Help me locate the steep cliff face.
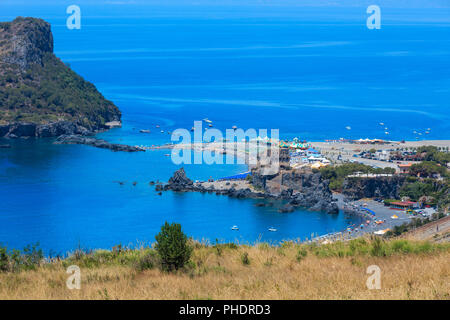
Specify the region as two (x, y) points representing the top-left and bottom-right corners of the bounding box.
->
(251, 168), (339, 214)
(342, 176), (406, 200)
(0, 17), (121, 137)
(0, 17), (53, 69)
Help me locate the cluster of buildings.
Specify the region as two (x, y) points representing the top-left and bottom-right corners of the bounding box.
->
(276, 139), (331, 170)
(385, 200), (436, 217)
(356, 149), (392, 162)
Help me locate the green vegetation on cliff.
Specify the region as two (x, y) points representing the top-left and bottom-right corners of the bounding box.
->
(0, 17), (120, 129)
(320, 163), (395, 191)
(399, 147), (450, 206)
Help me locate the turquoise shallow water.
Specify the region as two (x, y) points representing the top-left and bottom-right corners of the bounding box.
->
(0, 4), (449, 253)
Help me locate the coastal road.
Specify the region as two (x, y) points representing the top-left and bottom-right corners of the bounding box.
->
(311, 140), (450, 170)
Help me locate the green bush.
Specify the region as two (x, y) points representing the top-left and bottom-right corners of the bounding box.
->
(241, 252), (250, 265)
(0, 246), (8, 272)
(348, 238), (370, 256)
(155, 222), (192, 272)
(390, 240), (413, 254)
(370, 237), (387, 257)
(21, 243), (43, 270)
(135, 251), (158, 271)
(296, 248), (308, 262)
(0, 243), (43, 272)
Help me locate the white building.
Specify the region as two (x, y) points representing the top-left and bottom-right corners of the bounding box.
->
(375, 150), (390, 161)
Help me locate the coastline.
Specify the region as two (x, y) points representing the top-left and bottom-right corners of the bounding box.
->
(314, 195), (415, 243)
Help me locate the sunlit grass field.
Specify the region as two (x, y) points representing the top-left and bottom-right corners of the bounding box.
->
(0, 238), (449, 300)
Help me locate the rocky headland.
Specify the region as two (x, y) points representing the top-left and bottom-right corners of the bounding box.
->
(159, 167), (339, 214)
(0, 17), (121, 138)
(54, 135), (144, 152)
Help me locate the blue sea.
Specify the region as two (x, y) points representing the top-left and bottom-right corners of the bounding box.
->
(0, 4), (449, 254)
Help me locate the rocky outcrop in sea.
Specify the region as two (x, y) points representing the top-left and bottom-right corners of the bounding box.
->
(163, 168), (194, 191)
(160, 168), (339, 214)
(54, 134), (144, 152)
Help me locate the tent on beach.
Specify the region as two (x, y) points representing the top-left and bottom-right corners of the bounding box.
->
(219, 172), (251, 181)
(361, 207), (376, 216)
(374, 229), (390, 235)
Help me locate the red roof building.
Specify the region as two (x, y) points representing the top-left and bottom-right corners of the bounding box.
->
(398, 163), (412, 174)
(389, 201), (418, 210)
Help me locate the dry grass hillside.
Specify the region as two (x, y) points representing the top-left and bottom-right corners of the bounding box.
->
(0, 238), (449, 300)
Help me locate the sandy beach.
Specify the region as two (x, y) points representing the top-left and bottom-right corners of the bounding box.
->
(334, 194), (414, 237)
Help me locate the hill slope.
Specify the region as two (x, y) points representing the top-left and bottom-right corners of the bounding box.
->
(0, 17), (121, 137)
(0, 239), (449, 299)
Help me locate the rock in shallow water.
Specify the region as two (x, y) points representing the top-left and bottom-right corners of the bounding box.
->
(278, 204), (295, 213)
(54, 135), (144, 152)
(163, 168), (194, 191)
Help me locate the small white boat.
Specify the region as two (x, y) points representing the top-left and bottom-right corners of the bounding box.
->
(345, 126), (351, 130)
(140, 129), (150, 133)
(231, 225), (239, 230)
(160, 130), (164, 133)
(268, 227), (277, 232)
(379, 122), (384, 126)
